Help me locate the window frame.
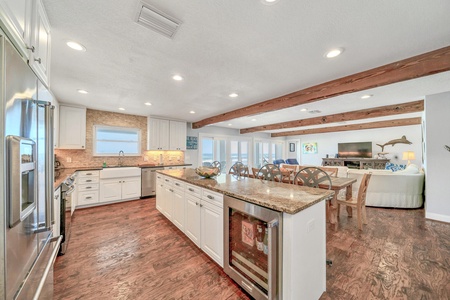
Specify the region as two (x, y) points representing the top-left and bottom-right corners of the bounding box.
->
(93, 125), (142, 156)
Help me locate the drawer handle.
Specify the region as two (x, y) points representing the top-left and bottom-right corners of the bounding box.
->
(165, 179), (169, 182)
(175, 183), (180, 186)
(86, 173), (92, 175)
(86, 197), (92, 199)
(86, 186), (92, 189)
(188, 188), (194, 192)
(170, 189), (174, 192)
(199, 204), (203, 207)
(86, 180), (92, 182)
(195, 202), (199, 206)
(207, 195), (214, 200)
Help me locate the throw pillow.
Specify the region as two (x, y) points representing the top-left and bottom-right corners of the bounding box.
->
(385, 163), (406, 172)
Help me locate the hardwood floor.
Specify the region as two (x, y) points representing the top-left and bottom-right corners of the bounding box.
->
(54, 198), (450, 300)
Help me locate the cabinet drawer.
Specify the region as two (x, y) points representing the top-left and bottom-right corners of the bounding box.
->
(77, 183), (99, 192)
(78, 170), (100, 177)
(185, 183), (201, 198)
(162, 176), (173, 185)
(202, 189), (223, 208)
(78, 190), (99, 206)
(77, 177), (99, 184)
(173, 179), (185, 191)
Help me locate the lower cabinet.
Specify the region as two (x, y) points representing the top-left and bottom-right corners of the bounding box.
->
(75, 170), (100, 207)
(200, 199), (223, 266)
(185, 194), (201, 246)
(99, 176), (141, 203)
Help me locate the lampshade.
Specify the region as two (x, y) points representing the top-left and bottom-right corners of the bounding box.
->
(402, 151), (415, 160)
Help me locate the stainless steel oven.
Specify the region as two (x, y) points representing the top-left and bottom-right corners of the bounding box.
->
(224, 195), (283, 300)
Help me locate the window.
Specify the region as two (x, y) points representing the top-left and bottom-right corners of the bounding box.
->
(230, 140), (249, 166)
(200, 136), (226, 168)
(254, 139), (285, 167)
(93, 125), (141, 156)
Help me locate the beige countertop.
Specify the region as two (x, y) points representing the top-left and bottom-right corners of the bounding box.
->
(158, 168), (334, 214)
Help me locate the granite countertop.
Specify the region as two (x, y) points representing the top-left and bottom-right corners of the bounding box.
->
(158, 168), (334, 214)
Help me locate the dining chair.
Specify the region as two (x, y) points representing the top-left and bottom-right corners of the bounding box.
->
(293, 166), (333, 266)
(320, 166), (339, 178)
(252, 167), (261, 179)
(337, 173), (372, 230)
(257, 164), (282, 182)
(280, 164), (298, 183)
(273, 159), (285, 166)
(211, 161), (222, 173)
(229, 162), (249, 177)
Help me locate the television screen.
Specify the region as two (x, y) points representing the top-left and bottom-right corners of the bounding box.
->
(338, 142), (372, 158)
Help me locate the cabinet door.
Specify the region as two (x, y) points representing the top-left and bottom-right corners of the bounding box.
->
(155, 176), (164, 212)
(59, 105), (86, 149)
(99, 179), (121, 202)
(159, 119), (170, 150)
(169, 120), (186, 150)
(0, 0), (33, 57)
(29, 0), (51, 85)
(171, 189), (185, 232)
(185, 194), (201, 247)
(121, 177), (141, 200)
(147, 117), (160, 150)
(162, 185), (173, 220)
(201, 201), (224, 267)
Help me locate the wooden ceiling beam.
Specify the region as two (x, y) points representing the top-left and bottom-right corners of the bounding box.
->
(240, 100), (423, 134)
(192, 45), (450, 129)
(270, 117), (422, 137)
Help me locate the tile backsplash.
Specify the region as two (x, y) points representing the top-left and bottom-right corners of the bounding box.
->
(55, 108), (185, 168)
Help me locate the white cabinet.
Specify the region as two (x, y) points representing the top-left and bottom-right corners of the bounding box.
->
(156, 174), (164, 212)
(147, 117), (187, 150)
(76, 170), (100, 207)
(200, 189), (223, 266)
(59, 105), (86, 149)
(0, 0), (51, 85)
(147, 117), (170, 150)
(171, 181), (185, 232)
(99, 176), (141, 203)
(185, 193), (201, 246)
(0, 0), (33, 58)
(169, 120), (187, 150)
(29, 0), (51, 85)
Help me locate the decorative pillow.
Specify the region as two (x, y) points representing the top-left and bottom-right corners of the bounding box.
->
(396, 164), (420, 174)
(385, 163), (406, 172)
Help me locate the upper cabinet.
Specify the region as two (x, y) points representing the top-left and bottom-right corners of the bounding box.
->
(0, 0), (51, 86)
(147, 117), (187, 151)
(59, 105), (86, 149)
(169, 120), (187, 151)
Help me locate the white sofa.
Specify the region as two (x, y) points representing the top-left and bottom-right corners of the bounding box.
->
(347, 164), (424, 208)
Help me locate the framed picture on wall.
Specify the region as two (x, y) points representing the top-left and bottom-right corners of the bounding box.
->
(289, 143), (295, 152)
(302, 142), (318, 154)
(186, 136), (198, 149)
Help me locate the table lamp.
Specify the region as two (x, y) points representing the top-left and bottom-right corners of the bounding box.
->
(402, 151), (415, 165)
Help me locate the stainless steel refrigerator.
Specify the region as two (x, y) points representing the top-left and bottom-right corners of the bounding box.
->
(0, 30), (61, 299)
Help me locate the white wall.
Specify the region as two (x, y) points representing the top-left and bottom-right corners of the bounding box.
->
(290, 125), (422, 167)
(424, 91), (450, 223)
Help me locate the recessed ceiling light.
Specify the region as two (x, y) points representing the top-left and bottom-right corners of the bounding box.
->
(172, 75), (183, 81)
(300, 108), (308, 112)
(118, 107), (125, 111)
(261, 0), (280, 5)
(228, 123), (232, 126)
(361, 94), (373, 99)
(189, 111), (195, 114)
(77, 89), (88, 94)
(325, 48), (344, 58)
(67, 41), (86, 52)
(229, 93), (238, 98)
(144, 102), (152, 106)
(251, 119), (256, 121)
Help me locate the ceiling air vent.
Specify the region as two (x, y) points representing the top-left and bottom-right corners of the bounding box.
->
(135, 2), (181, 39)
(308, 110), (322, 114)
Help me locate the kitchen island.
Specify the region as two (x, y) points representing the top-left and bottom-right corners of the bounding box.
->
(157, 168), (334, 300)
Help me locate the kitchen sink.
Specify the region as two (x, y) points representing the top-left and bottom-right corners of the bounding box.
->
(100, 167), (141, 179)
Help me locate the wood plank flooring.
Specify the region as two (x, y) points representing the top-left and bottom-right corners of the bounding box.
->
(54, 198), (450, 300)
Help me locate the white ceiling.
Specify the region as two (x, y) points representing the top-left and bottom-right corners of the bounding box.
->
(42, 0), (450, 133)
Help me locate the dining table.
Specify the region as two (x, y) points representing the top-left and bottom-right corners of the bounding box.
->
(318, 177), (357, 230)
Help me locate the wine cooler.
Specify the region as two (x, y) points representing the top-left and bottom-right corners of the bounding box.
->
(224, 195), (283, 300)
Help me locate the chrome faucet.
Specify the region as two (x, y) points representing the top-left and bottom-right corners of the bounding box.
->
(118, 150), (124, 166)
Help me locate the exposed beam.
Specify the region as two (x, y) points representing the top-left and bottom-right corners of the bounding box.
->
(192, 45), (450, 129)
(270, 117), (422, 137)
(240, 100), (423, 134)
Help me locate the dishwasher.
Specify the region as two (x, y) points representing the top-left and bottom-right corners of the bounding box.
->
(141, 167), (164, 197)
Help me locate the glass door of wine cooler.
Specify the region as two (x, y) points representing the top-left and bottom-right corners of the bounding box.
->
(224, 195), (282, 300)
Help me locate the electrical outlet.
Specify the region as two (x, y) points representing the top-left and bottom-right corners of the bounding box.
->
(66, 157), (72, 163)
(143, 156), (148, 161)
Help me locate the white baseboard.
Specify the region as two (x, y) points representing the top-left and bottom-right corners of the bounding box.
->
(425, 211), (450, 223)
